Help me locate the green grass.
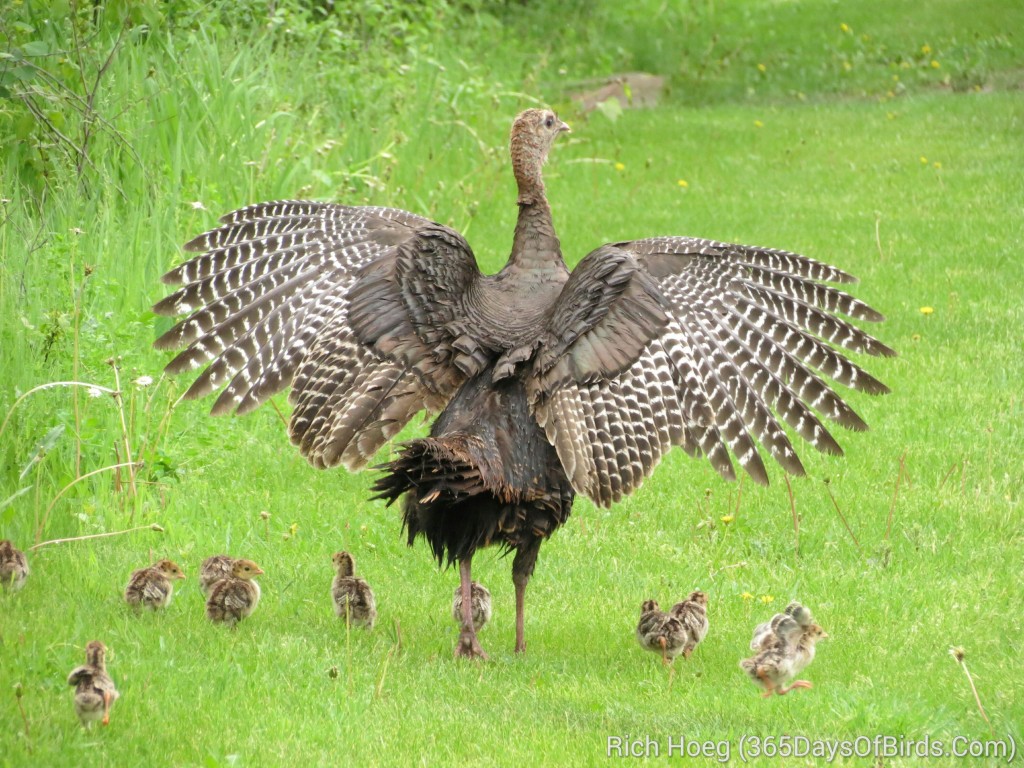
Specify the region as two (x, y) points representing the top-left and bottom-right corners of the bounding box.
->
(2, 0), (1023, 765)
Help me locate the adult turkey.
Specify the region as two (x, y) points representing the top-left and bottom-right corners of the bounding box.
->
(153, 109), (894, 658)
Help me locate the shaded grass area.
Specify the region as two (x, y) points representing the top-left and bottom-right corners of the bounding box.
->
(1, 0), (1023, 765)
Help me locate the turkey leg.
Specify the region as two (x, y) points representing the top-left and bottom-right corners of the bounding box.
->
(454, 558), (488, 660)
(512, 539), (541, 654)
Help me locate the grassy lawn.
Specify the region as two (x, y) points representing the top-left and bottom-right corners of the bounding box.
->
(1, 1), (1022, 765)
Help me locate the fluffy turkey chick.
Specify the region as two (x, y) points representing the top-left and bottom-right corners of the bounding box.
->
(124, 559), (186, 610)
(741, 613), (828, 697)
(67, 641), (119, 726)
(452, 580), (492, 632)
(636, 599), (688, 665)
(0, 539), (29, 591)
(669, 589), (709, 659)
(205, 559), (264, 626)
(199, 554), (235, 596)
(749, 600), (815, 651)
(331, 551), (376, 628)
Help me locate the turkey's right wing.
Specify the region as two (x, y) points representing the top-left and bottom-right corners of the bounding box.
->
(531, 237), (894, 507)
(154, 202), (482, 470)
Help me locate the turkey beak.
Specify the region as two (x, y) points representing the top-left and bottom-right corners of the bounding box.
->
(558, 120), (571, 134)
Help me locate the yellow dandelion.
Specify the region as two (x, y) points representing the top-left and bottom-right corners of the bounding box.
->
(920, 156), (928, 164)
(921, 44), (932, 55)
(887, 112), (896, 120)
(757, 63), (767, 73)
(753, 120), (764, 128)
(720, 514), (735, 525)
(933, 161), (942, 169)
(760, 595), (775, 605)
(840, 23), (850, 33)
(842, 61), (853, 72)
(931, 60), (941, 69)
(614, 162), (625, 172)
(677, 179), (688, 188)
(741, 592), (754, 601)
(893, 74), (900, 82)
(920, 306), (934, 315)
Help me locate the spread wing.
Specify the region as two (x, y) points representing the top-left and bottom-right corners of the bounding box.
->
(154, 201), (483, 470)
(531, 237), (895, 507)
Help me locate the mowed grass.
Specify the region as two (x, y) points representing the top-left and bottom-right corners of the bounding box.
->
(2, 2), (1023, 766)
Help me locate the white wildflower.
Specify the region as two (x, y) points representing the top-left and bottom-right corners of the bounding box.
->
(134, 375), (154, 388)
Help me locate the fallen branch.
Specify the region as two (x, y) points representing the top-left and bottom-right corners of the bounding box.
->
(0, 381), (117, 443)
(35, 461), (143, 543)
(885, 451), (907, 541)
(785, 476), (798, 557)
(949, 647), (994, 736)
(823, 479), (861, 551)
(29, 522), (163, 551)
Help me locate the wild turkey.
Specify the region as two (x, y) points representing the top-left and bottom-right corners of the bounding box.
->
(153, 108), (893, 659)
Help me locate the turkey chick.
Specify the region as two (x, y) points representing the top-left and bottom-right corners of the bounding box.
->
(0, 539), (29, 591)
(452, 580), (492, 632)
(331, 551), (376, 628)
(199, 554), (235, 596)
(636, 599), (687, 665)
(206, 559), (264, 627)
(749, 600), (815, 651)
(124, 558), (186, 610)
(67, 641), (119, 726)
(669, 589), (709, 659)
(741, 613), (828, 696)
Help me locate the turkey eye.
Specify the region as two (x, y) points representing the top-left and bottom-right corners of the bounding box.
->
(544, 116), (554, 128)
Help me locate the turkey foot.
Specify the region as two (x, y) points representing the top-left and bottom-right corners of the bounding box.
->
(777, 680), (813, 695)
(455, 630), (489, 660)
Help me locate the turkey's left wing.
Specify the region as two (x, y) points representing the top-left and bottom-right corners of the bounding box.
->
(531, 237), (894, 507)
(154, 201), (480, 470)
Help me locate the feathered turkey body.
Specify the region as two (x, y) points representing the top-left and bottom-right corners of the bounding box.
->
(153, 108), (893, 659)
